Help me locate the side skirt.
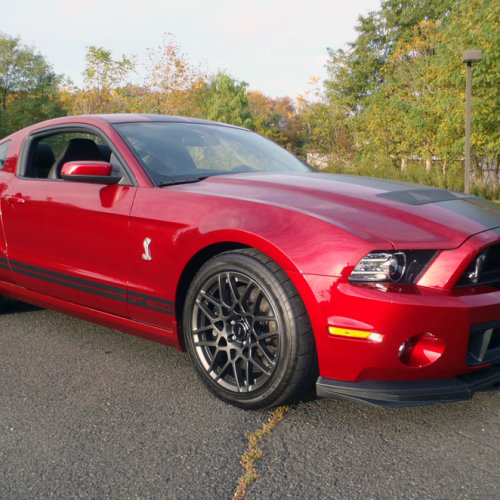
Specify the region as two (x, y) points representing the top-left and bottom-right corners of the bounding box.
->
(0, 280), (181, 349)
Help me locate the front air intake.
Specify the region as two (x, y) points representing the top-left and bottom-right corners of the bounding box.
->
(467, 320), (500, 366)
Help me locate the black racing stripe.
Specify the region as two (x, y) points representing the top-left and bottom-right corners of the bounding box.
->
(7, 258), (173, 315)
(442, 198), (500, 228)
(128, 291), (174, 315)
(10, 260), (126, 296)
(13, 266), (127, 302)
(0, 255), (10, 271)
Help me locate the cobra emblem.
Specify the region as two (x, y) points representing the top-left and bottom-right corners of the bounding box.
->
(142, 238), (152, 261)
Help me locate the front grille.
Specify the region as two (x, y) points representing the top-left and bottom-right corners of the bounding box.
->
(456, 242), (500, 288)
(468, 320), (500, 366)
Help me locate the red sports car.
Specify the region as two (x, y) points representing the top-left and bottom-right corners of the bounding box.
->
(0, 114), (499, 408)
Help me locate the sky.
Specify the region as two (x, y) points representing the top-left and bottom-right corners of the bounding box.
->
(1, 0), (381, 98)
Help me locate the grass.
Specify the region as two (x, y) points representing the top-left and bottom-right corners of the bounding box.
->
(324, 160), (500, 201)
(232, 406), (291, 500)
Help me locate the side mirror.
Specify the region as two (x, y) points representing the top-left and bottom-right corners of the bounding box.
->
(60, 161), (122, 185)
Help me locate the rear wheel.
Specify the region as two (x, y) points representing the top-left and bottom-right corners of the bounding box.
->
(183, 249), (316, 409)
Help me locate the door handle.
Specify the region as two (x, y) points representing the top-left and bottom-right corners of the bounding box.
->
(6, 195), (26, 206)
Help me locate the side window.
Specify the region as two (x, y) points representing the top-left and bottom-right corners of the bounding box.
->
(0, 141), (11, 169)
(22, 131), (131, 185)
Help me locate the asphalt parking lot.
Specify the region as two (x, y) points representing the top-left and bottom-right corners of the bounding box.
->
(1, 302), (499, 499)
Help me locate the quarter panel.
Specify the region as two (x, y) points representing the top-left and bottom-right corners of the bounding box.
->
(126, 187), (383, 331)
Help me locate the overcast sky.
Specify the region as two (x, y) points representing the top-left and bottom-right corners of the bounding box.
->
(2, 0), (380, 98)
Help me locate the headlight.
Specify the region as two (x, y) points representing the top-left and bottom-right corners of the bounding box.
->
(350, 250), (437, 284)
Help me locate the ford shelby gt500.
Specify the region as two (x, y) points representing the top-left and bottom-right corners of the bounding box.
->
(0, 114), (499, 408)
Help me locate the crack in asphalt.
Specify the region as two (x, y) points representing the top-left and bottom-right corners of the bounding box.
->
(232, 406), (292, 500)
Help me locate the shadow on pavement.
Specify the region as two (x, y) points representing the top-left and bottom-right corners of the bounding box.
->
(0, 297), (41, 314)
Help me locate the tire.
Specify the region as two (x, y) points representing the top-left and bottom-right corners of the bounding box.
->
(183, 249), (316, 409)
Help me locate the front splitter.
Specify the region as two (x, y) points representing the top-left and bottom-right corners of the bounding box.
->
(316, 364), (500, 407)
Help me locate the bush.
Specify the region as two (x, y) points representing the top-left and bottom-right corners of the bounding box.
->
(325, 160), (500, 201)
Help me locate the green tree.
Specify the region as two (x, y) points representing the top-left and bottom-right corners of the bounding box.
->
(325, 13), (386, 116)
(324, 0), (453, 116)
(380, 0), (453, 48)
(300, 98), (355, 167)
(70, 46), (135, 114)
(359, 20), (443, 169)
(0, 33), (62, 136)
(202, 73), (254, 128)
(433, 0), (500, 173)
(248, 91), (306, 151)
(317, 0), (499, 195)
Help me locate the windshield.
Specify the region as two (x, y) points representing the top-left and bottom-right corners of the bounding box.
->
(113, 121), (312, 185)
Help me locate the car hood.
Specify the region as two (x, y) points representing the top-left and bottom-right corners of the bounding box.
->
(178, 172), (500, 249)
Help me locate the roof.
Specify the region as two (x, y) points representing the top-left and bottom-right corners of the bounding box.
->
(87, 114), (222, 125)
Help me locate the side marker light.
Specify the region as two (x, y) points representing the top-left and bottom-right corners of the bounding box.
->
(328, 326), (383, 342)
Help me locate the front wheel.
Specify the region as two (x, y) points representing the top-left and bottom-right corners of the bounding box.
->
(183, 249), (316, 409)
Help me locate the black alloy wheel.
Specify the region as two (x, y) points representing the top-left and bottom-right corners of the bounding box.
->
(184, 249), (316, 409)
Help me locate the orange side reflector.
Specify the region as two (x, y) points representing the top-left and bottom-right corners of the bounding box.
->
(328, 326), (373, 339)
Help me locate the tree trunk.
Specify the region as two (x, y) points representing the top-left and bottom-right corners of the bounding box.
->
(425, 157), (432, 172)
(401, 157), (407, 171)
(494, 155), (499, 194)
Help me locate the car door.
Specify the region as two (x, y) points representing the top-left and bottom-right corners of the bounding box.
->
(0, 140), (14, 285)
(1, 127), (136, 317)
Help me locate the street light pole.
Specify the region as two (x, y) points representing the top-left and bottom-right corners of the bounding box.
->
(462, 50), (483, 194)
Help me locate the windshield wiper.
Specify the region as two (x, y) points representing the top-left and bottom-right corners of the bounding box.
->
(158, 175), (209, 187)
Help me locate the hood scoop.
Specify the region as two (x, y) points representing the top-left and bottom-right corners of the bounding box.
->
(377, 189), (473, 206)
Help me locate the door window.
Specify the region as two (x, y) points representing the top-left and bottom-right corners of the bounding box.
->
(20, 131), (132, 184)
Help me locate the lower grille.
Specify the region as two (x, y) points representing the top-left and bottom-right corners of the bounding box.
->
(468, 320), (500, 366)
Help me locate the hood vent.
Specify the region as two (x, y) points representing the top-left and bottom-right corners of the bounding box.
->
(377, 189), (472, 206)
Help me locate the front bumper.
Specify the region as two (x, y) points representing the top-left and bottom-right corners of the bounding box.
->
(300, 272), (500, 383)
(316, 363), (500, 407)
